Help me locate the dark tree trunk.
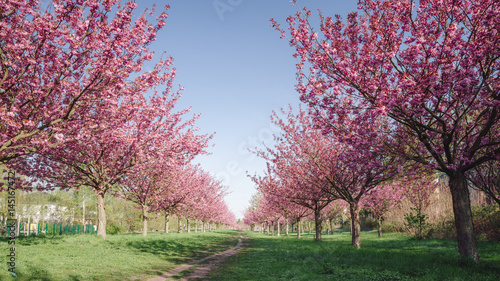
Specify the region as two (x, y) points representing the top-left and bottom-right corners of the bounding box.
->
(449, 172), (479, 261)
(329, 218), (334, 234)
(350, 202), (361, 248)
(187, 218), (190, 233)
(314, 208), (322, 241)
(297, 218), (301, 239)
(96, 192), (106, 240)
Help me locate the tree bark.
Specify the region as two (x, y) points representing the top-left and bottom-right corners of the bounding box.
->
(96, 192), (106, 240)
(277, 219), (280, 236)
(329, 218), (334, 234)
(350, 202), (361, 248)
(297, 217), (301, 239)
(314, 208), (322, 241)
(164, 212), (169, 234)
(177, 216), (182, 233)
(142, 205), (148, 237)
(449, 172), (479, 262)
(377, 217), (382, 238)
(195, 220), (198, 233)
(187, 218), (190, 233)
(285, 216), (289, 236)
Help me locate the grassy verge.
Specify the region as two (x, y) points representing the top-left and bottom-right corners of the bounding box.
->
(208, 230), (500, 281)
(0, 230), (240, 281)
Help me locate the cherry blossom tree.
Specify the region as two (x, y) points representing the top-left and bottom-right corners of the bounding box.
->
(398, 173), (439, 239)
(119, 158), (178, 237)
(273, 0), (500, 261)
(253, 107), (345, 241)
(259, 107), (399, 246)
(362, 182), (405, 237)
(16, 87), (210, 239)
(402, 173), (439, 214)
(0, 0), (169, 163)
(322, 199), (349, 234)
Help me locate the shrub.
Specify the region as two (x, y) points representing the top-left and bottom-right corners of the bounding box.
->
(361, 218), (376, 231)
(382, 222), (405, 233)
(106, 222), (126, 235)
(472, 205), (500, 242)
(404, 207), (428, 240)
(425, 218), (456, 240)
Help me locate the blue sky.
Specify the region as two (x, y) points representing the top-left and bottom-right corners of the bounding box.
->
(140, 0), (359, 219)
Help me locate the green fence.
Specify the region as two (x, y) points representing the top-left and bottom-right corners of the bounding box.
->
(4, 222), (97, 236)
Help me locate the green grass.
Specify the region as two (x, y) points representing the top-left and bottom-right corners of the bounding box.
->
(207, 230), (500, 281)
(0, 230), (240, 281)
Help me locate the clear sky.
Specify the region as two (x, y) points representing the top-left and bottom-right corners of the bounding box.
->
(140, 0), (359, 219)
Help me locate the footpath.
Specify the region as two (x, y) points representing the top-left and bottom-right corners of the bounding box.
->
(146, 235), (244, 281)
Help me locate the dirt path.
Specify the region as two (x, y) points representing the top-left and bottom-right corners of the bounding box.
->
(146, 236), (244, 281)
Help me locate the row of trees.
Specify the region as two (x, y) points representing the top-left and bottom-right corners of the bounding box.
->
(0, 0), (236, 239)
(244, 107), (439, 243)
(247, 0), (499, 262)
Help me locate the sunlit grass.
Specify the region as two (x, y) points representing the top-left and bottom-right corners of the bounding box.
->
(208, 230), (500, 281)
(0, 230), (240, 281)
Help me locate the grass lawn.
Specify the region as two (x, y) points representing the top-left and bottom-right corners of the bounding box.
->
(207, 230), (500, 281)
(0, 230), (240, 281)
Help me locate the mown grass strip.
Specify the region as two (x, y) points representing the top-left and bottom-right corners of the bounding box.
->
(208, 230), (500, 281)
(0, 230), (240, 281)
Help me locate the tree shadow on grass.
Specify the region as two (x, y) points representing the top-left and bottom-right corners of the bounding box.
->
(125, 237), (237, 264)
(0, 234), (65, 246)
(8, 264), (54, 281)
(239, 232), (500, 281)
(316, 239), (500, 280)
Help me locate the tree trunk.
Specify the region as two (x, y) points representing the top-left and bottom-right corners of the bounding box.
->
(449, 172), (479, 262)
(329, 218), (334, 234)
(266, 222), (270, 235)
(277, 219), (280, 236)
(187, 218), (191, 233)
(285, 216), (289, 236)
(377, 217), (382, 238)
(297, 217), (301, 239)
(314, 208), (322, 241)
(195, 220), (198, 233)
(307, 221), (311, 234)
(177, 216), (182, 233)
(142, 205), (148, 237)
(164, 212), (169, 234)
(96, 192), (106, 240)
(350, 202), (361, 248)
(82, 201), (86, 229)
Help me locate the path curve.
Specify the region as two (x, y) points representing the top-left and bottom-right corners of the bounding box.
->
(147, 237), (243, 281)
